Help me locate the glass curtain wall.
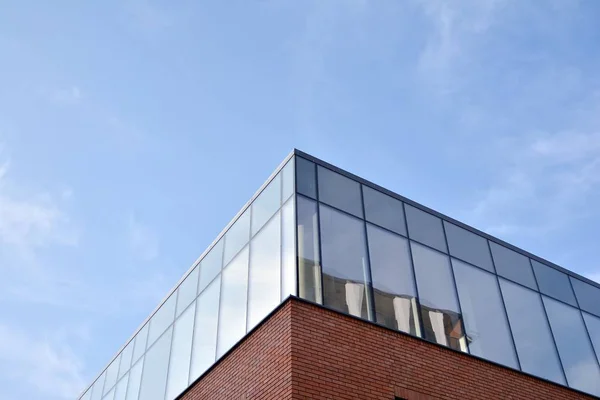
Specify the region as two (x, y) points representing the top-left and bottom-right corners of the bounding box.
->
(295, 154), (600, 397)
(79, 158), (296, 400)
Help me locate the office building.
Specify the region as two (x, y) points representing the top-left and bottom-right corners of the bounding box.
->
(78, 150), (600, 399)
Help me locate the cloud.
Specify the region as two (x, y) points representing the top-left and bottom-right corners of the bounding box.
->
(0, 323), (87, 399)
(128, 214), (159, 261)
(51, 86), (82, 106)
(468, 128), (600, 237)
(124, 0), (173, 32)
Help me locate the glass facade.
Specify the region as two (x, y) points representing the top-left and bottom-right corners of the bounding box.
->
(79, 157), (295, 400)
(79, 151), (600, 399)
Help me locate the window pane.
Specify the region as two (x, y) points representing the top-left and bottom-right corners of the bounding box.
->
(543, 297), (600, 395)
(118, 340), (134, 379)
(103, 355), (121, 394)
(281, 198), (296, 300)
(297, 196), (322, 304)
(132, 324), (148, 364)
(363, 186), (406, 236)
(452, 259), (518, 368)
(499, 279), (565, 384)
(103, 388), (115, 400)
(125, 358), (143, 400)
(411, 242), (465, 351)
(190, 276), (221, 382)
(148, 294), (177, 347)
(223, 209), (250, 266)
(248, 212), (281, 331)
(251, 175), (281, 236)
(91, 372), (106, 400)
(198, 239), (223, 293)
(532, 261), (576, 306)
(139, 327), (173, 400)
(114, 374), (128, 400)
(444, 222), (494, 273)
(281, 158), (294, 202)
(571, 277), (600, 317)
(489, 242), (536, 289)
(176, 266), (199, 317)
(367, 224), (418, 335)
(295, 156), (316, 199)
(405, 205), (447, 253)
(320, 204), (372, 320)
(317, 166), (363, 218)
(81, 389), (92, 400)
(583, 312), (600, 363)
(166, 303), (195, 400)
(216, 247), (249, 358)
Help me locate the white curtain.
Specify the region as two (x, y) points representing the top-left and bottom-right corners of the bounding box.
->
(345, 282), (364, 317)
(393, 297), (411, 333)
(429, 311), (447, 346)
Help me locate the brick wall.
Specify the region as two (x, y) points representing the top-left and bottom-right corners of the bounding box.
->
(180, 298), (595, 400)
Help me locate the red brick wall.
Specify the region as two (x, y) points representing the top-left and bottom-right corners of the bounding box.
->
(181, 298), (595, 400)
(180, 301), (293, 400)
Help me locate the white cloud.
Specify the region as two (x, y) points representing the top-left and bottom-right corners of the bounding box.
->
(51, 86), (82, 106)
(128, 214), (159, 261)
(124, 0), (173, 32)
(469, 128), (600, 237)
(0, 323), (86, 399)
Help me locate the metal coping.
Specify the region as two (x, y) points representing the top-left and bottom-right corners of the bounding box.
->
(294, 148), (600, 291)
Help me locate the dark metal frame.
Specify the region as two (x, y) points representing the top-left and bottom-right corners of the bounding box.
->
(293, 149), (600, 396)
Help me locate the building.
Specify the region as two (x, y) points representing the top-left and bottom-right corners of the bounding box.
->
(78, 149), (600, 400)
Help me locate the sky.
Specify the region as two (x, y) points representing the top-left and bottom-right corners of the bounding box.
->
(1, 1), (600, 398)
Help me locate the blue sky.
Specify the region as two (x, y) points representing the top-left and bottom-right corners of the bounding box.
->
(1, 1), (600, 398)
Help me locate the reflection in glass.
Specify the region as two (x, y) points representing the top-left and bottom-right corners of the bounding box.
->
(543, 297), (600, 396)
(489, 242), (536, 289)
(132, 324), (148, 364)
(411, 242), (466, 351)
(81, 389), (91, 400)
(452, 259), (518, 368)
(247, 212), (281, 331)
(444, 222), (494, 272)
(281, 158), (294, 202)
(405, 205), (447, 253)
(90, 372), (105, 400)
(297, 196), (322, 304)
(114, 374), (128, 400)
(103, 354), (120, 395)
(166, 303), (195, 400)
(147, 293), (176, 347)
(104, 388), (115, 400)
(583, 312), (600, 363)
(251, 175), (281, 236)
(176, 266), (199, 317)
(190, 276), (221, 382)
(499, 279), (565, 384)
(198, 239), (223, 293)
(296, 157), (317, 199)
(139, 327), (173, 400)
(118, 340), (134, 379)
(367, 224), (418, 335)
(320, 204), (372, 320)
(570, 278), (600, 317)
(126, 358), (143, 400)
(216, 247), (249, 358)
(317, 166), (363, 218)
(223, 209), (250, 266)
(281, 199), (296, 300)
(531, 261), (576, 306)
(362, 186), (406, 236)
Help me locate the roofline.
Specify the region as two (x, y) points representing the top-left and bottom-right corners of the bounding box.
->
(293, 148), (600, 291)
